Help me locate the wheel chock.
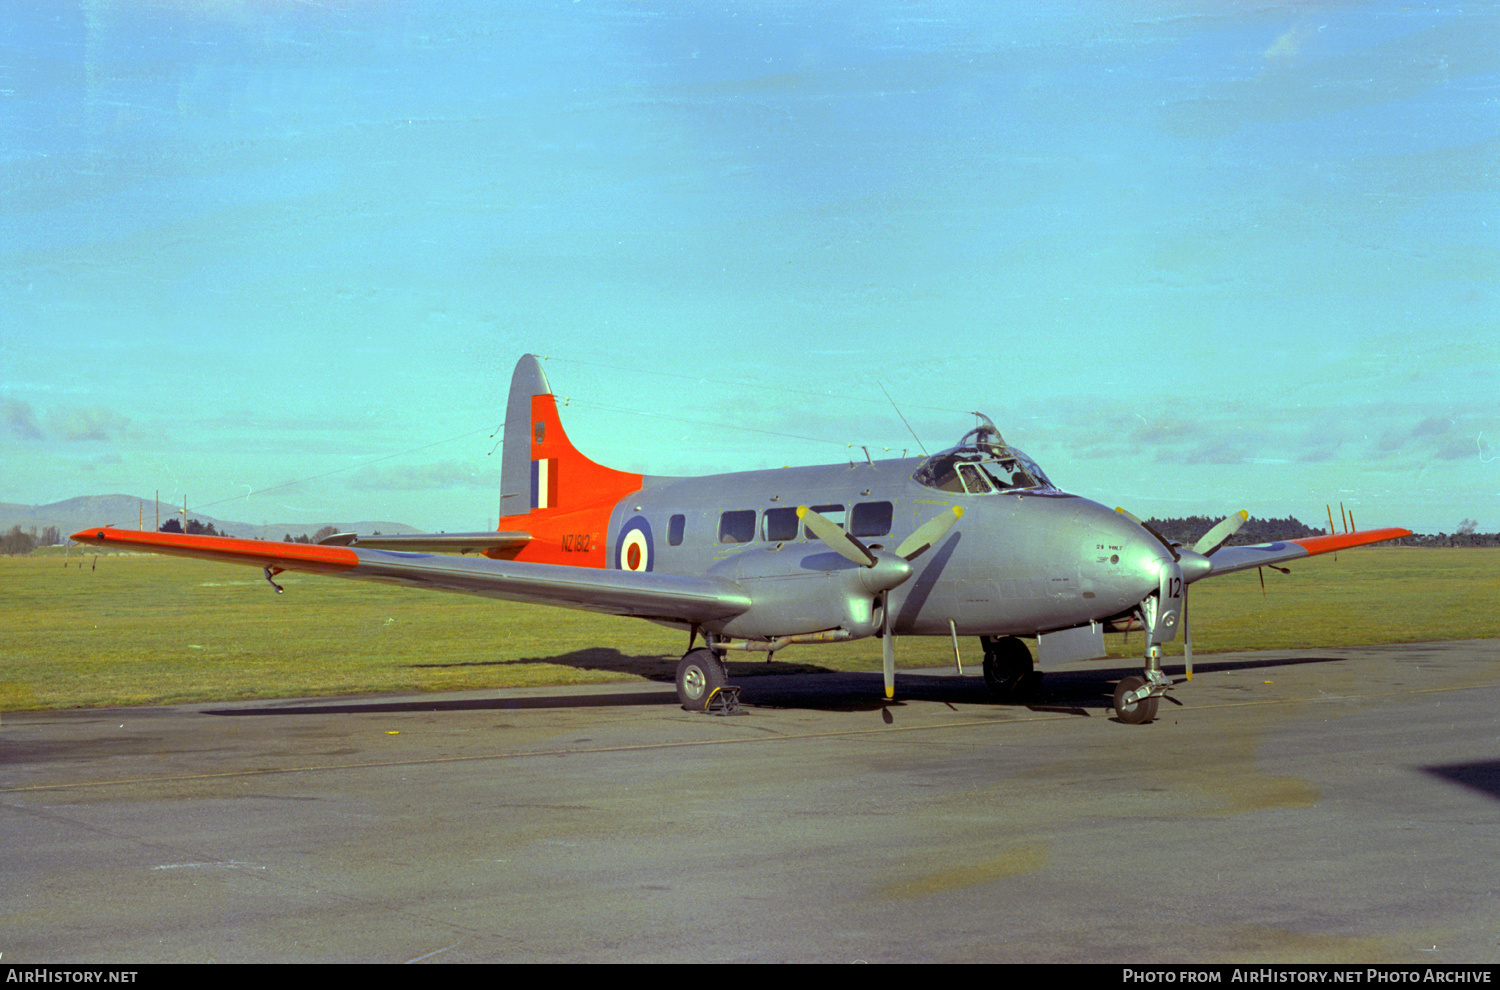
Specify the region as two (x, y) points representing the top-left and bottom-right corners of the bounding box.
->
(701, 685), (745, 715)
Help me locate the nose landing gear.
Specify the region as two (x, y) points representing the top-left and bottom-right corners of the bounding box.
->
(1112, 665), (1169, 725)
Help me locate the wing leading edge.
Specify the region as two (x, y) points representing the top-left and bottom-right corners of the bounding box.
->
(70, 527), (750, 625)
(1199, 527), (1412, 579)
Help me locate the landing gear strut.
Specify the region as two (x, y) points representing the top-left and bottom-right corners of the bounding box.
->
(980, 636), (1040, 702)
(1112, 557), (1186, 724)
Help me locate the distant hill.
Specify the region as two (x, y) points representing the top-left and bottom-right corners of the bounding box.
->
(0, 495), (420, 545)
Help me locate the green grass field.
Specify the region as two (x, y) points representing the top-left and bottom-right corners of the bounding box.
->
(3, 547), (1496, 711)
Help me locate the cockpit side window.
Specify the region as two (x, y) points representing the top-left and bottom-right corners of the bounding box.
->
(920, 458), (965, 493)
(957, 463), (993, 494)
(978, 459), (1038, 491)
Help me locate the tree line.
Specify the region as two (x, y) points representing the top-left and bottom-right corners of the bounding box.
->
(2, 526), (61, 555)
(1146, 516), (1500, 548)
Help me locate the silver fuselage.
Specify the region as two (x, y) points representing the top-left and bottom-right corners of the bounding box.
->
(608, 456), (1174, 643)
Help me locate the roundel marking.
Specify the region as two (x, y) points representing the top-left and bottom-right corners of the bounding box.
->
(616, 515), (654, 572)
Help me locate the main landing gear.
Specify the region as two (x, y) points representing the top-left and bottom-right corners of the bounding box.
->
(675, 647), (742, 714)
(980, 636), (1041, 702)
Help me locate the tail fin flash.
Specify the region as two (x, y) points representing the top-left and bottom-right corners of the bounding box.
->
(501, 355), (552, 519)
(499, 355), (643, 521)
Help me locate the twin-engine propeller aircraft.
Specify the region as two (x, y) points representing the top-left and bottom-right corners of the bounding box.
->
(74, 355), (1410, 723)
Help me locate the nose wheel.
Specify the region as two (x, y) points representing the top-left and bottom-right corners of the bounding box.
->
(1112, 674), (1160, 724)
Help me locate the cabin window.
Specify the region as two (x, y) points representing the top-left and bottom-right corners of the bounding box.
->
(850, 501), (893, 538)
(762, 507), (799, 542)
(803, 504), (845, 540)
(718, 510), (756, 544)
(668, 514), (685, 547)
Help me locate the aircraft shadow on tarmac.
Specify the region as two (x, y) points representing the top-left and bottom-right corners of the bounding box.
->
(404, 647), (682, 680)
(1423, 761), (1500, 803)
(205, 652), (1354, 719)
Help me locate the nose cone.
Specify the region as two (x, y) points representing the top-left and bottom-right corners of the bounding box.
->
(857, 551), (914, 594)
(1177, 548), (1212, 584)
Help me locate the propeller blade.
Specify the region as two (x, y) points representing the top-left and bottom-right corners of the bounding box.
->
(1193, 510), (1249, 556)
(895, 505), (963, 560)
(1182, 584), (1192, 681)
(880, 590), (896, 699)
(1117, 507), (1179, 561)
(798, 505), (875, 567)
(882, 609), (895, 699)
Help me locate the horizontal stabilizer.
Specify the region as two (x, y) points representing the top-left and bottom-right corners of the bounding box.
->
(318, 531), (530, 554)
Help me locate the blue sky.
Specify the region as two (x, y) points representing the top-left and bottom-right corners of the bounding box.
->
(2, 1), (1496, 534)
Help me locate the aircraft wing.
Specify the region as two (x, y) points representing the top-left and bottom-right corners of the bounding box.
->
(1197, 528), (1412, 580)
(69, 527), (751, 625)
(317, 531), (531, 554)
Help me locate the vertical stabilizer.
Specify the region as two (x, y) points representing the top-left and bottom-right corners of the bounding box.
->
(501, 355), (552, 519)
(498, 354), (645, 537)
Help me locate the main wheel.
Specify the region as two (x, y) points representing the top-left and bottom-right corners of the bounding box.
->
(982, 636), (1038, 701)
(1112, 675), (1158, 724)
(676, 648), (727, 711)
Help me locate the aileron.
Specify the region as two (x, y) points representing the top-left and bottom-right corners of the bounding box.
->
(318, 531), (531, 554)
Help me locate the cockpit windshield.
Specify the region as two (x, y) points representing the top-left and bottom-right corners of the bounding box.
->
(912, 414), (1056, 495)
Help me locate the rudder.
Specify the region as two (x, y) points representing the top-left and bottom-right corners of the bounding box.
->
(500, 355), (553, 519)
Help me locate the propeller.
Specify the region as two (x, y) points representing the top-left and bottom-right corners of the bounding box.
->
(1115, 507), (1248, 560)
(1118, 509), (1249, 681)
(798, 504), (964, 698)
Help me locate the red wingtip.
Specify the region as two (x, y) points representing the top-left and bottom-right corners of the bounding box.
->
(71, 526), (358, 570)
(1290, 527), (1412, 555)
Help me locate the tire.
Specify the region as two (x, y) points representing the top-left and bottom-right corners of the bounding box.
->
(982, 636), (1037, 701)
(676, 648), (727, 711)
(1113, 675), (1158, 724)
